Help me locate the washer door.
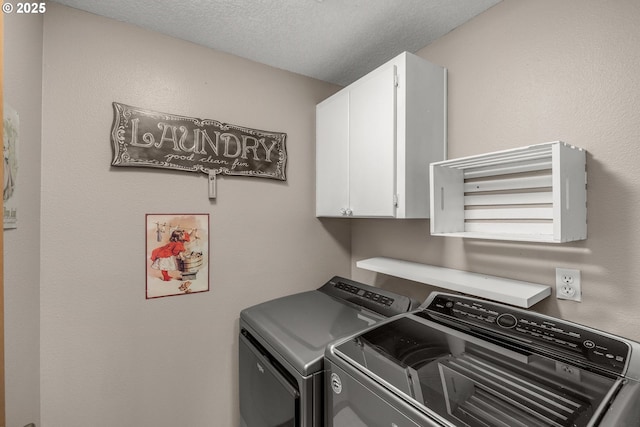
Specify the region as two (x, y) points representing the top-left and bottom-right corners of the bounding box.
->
(239, 331), (299, 427)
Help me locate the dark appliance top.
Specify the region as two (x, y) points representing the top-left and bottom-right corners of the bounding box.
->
(330, 292), (640, 427)
(240, 276), (418, 376)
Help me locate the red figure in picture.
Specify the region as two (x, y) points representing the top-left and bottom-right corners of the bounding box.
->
(150, 229), (191, 281)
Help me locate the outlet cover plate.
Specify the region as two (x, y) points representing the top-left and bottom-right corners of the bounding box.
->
(556, 267), (581, 301)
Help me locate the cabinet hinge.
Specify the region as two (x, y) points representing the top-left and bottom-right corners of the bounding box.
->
(393, 194), (399, 207)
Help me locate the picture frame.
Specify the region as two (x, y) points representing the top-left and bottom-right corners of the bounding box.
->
(145, 213), (210, 299)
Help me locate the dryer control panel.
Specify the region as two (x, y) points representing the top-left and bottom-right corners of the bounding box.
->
(320, 276), (419, 318)
(419, 293), (630, 376)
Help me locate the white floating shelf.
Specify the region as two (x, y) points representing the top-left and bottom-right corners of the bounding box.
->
(357, 257), (551, 308)
(430, 141), (587, 243)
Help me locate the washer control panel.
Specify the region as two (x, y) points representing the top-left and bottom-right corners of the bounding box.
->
(421, 294), (630, 375)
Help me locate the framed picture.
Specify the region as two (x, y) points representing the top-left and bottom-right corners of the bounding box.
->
(146, 213), (210, 299)
(4, 103), (19, 229)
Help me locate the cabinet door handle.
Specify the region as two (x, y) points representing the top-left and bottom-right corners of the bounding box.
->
(340, 208), (353, 216)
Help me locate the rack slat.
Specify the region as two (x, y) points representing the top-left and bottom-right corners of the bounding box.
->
(465, 192), (553, 206)
(446, 150), (552, 170)
(465, 222), (554, 235)
(462, 160), (552, 179)
(464, 208), (553, 220)
(441, 145), (553, 169)
(464, 175), (552, 193)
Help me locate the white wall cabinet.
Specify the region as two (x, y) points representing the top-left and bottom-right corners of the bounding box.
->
(316, 52), (446, 218)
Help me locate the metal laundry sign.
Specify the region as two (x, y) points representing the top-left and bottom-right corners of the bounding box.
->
(110, 102), (287, 180)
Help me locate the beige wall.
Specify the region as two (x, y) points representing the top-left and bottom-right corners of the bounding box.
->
(10, 0), (640, 425)
(3, 10), (43, 427)
(352, 0), (640, 341)
(40, 4), (347, 426)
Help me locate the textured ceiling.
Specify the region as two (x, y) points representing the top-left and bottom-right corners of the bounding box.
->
(51, 0), (501, 86)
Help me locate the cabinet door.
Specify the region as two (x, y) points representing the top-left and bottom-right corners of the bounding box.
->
(349, 63), (397, 217)
(316, 92), (350, 216)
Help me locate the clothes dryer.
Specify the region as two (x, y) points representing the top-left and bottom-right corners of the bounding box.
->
(239, 276), (418, 427)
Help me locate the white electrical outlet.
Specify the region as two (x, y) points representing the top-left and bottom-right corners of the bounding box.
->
(556, 268), (581, 302)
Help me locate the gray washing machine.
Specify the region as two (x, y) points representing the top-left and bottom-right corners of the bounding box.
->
(239, 276), (419, 427)
(326, 292), (640, 427)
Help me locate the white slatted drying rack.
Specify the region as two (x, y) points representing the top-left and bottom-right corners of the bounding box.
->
(430, 141), (587, 243)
